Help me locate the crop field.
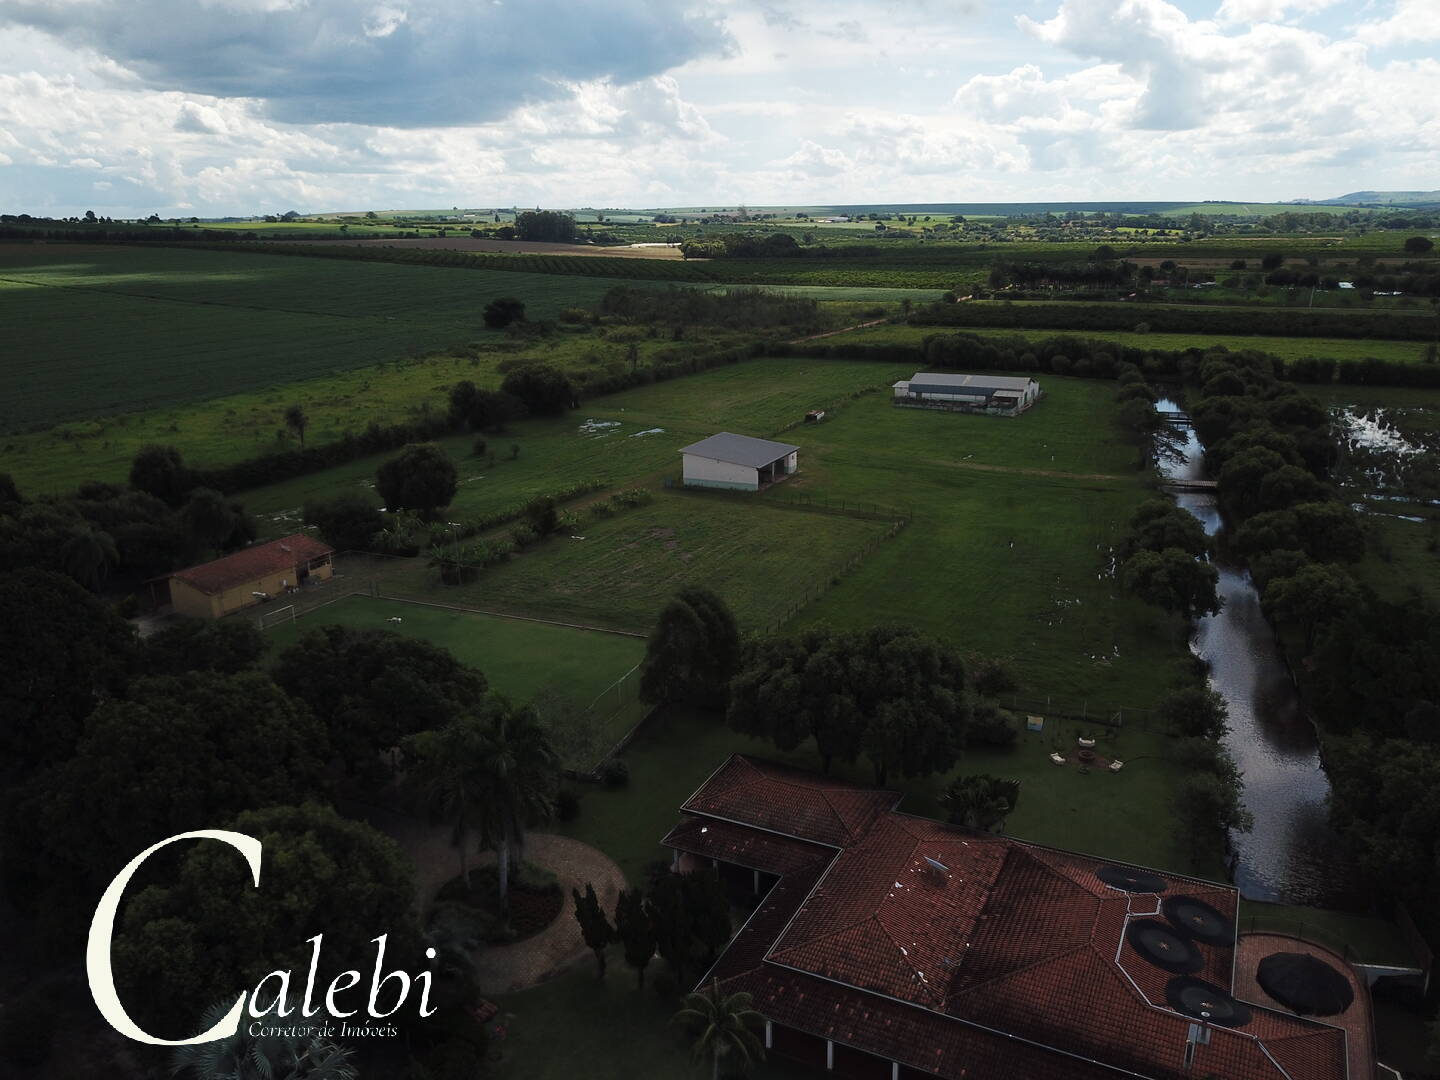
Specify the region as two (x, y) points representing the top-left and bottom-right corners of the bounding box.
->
(0, 244), (636, 432)
(838, 321), (1431, 365)
(376, 494), (897, 633)
(263, 594), (646, 767)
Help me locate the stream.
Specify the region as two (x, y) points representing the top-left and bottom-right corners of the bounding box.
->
(1157, 402), (1357, 907)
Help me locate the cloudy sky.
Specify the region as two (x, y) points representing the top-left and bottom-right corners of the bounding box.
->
(0, 0), (1437, 217)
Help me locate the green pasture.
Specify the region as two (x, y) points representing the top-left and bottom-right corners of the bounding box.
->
(231, 355), (912, 533)
(0, 245), (635, 433)
(1355, 515), (1440, 607)
(768, 388), (1191, 707)
(263, 594), (646, 766)
(374, 493), (896, 634)
(840, 321), (1431, 365)
(234, 361), (1188, 709)
(241, 418), (687, 537)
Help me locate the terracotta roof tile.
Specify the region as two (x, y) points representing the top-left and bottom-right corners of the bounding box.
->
(681, 756), (899, 847)
(675, 756), (1350, 1080)
(662, 816), (832, 877)
(170, 533), (333, 596)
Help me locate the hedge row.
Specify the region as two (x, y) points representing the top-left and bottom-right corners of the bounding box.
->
(911, 299), (1438, 342)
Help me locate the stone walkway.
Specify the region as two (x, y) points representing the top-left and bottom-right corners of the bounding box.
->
(370, 806), (627, 995)
(1234, 932), (1374, 1080)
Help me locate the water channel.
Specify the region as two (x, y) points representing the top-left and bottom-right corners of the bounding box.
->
(1157, 401), (1357, 908)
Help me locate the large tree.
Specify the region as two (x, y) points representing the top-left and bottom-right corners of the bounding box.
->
(1262, 562), (1363, 650)
(406, 702), (558, 915)
(304, 492), (385, 551)
(0, 568), (136, 778)
(376, 443), (458, 518)
(641, 587), (742, 710)
(1120, 547), (1222, 623)
(728, 625), (969, 785)
(1117, 499), (1209, 560)
(275, 626), (489, 777)
(113, 803), (417, 1040)
(129, 444), (195, 505)
(447, 380), (525, 433)
(6, 671), (328, 944)
(500, 363), (575, 416)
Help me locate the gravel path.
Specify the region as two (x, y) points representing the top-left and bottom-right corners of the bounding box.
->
(370, 807), (627, 995)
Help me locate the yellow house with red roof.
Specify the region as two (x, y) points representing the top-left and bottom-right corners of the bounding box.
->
(166, 533), (334, 619)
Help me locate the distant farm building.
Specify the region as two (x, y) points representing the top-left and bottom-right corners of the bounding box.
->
(893, 372), (1040, 416)
(680, 432), (799, 492)
(165, 533), (334, 619)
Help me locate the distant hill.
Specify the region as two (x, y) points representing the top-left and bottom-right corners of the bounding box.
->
(1317, 191), (1440, 207)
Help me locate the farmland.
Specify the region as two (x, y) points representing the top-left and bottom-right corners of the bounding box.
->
(0, 244), (640, 432)
(269, 360), (1190, 708)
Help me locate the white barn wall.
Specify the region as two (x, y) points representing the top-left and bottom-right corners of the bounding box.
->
(683, 454), (759, 491)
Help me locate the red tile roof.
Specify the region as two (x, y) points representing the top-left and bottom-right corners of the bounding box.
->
(680, 755), (900, 848)
(662, 816), (832, 877)
(170, 533), (333, 596)
(670, 755), (1350, 1080)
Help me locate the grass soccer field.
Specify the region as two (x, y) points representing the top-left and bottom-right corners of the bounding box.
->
(0, 244), (635, 433)
(262, 594), (646, 766)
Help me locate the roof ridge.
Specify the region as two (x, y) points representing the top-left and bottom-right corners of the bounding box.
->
(770, 910), (893, 964)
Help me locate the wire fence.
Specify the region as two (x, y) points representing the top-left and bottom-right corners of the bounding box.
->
(759, 517), (910, 635)
(664, 483), (912, 524)
(996, 693), (1161, 732)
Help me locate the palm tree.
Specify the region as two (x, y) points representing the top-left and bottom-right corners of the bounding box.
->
(171, 1000), (357, 1079)
(672, 979), (766, 1080)
(60, 525), (118, 592)
(407, 701), (557, 914)
(472, 702), (558, 914)
(942, 774), (1021, 834)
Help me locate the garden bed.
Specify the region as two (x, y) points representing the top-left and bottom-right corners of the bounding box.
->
(432, 862), (564, 945)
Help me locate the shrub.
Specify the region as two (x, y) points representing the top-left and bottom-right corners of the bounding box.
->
(599, 758), (630, 788)
(509, 523), (540, 549)
(556, 788), (581, 822)
(968, 704), (1019, 747)
(472, 436), (488, 457)
(482, 296), (526, 328)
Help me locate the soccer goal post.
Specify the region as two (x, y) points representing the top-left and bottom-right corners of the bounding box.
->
(256, 604), (296, 631)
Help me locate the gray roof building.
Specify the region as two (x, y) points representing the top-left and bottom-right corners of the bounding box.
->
(679, 432), (801, 468)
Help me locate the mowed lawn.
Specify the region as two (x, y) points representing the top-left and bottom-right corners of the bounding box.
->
(377, 494), (895, 633)
(262, 595), (646, 765)
(0, 244), (635, 433)
(761, 380), (1191, 707)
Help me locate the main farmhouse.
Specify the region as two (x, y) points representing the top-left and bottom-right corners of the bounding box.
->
(664, 756), (1355, 1080)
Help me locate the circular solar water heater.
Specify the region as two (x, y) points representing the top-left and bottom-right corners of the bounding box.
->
(1126, 919), (1204, 974)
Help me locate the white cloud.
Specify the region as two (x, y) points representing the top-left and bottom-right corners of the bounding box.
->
(1353, 0), (1440, 47)
(1217, 0), (1339, 24)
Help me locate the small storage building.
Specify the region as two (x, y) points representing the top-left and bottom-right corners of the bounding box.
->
(680, 432), (800, 492)
(167, 533), (335, 619)
(893, 372), (1040, 415)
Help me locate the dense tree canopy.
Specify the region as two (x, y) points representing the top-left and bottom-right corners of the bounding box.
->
(1120, 547), (1222, 622)
(304, 492), (386, 551)
(500, 363), (575, 416)
(375, 443), (458, 517)
(113, 803), (417, 1039)
(0, 568), (136, 778)
(274, 626), (489, 776)
(728, 625), (970, 784)
(640, 587), (742, 709)
(142, 618), (266, 676)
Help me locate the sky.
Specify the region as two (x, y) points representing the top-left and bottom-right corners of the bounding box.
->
(0, 0), (1437, 218)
